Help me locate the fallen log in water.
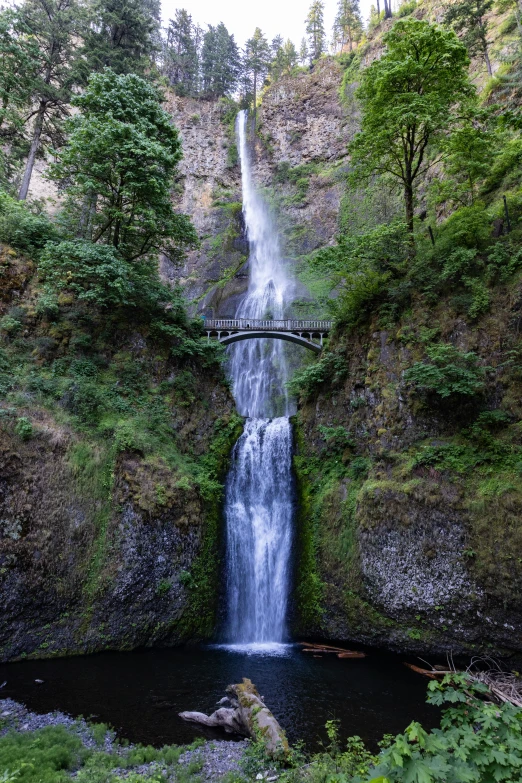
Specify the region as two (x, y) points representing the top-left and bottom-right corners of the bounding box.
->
(337, 651), (367, 659)
(403, 663), (451, 678)
(299, 642), (366, 658)
(179, 678), (289, 758)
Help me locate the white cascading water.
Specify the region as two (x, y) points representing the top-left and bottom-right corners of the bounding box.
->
(224, 110), (294, 647)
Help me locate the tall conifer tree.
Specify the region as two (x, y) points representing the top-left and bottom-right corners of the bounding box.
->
(17, 0), (82, 200)
(333, 0), (363, 52)
(243, 27), (271, 125)
(164, 9), (199, 95)
(81, 0), (161, 79)
(201, 22), (240, 98)
(305, 0), (326, 62)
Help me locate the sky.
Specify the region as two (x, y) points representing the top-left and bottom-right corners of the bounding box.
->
(160, 0), (375, 50)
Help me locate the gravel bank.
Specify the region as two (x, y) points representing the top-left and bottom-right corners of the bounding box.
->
(0, 697), (248, 780)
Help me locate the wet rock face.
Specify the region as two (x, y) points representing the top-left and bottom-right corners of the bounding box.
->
(0, 369), (235, 661)
(254, 60), (355, 262)
(164, 60), (354, 315)
(359, 490), (481, 614)
(294, 298), (522, 656)
(160, 96), (246, 312)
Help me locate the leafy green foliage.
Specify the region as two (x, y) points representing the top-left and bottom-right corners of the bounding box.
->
(49, 69), (197, 263)
(15, 416), (33, 440)
(288, 351), (348, 398)
(307, 220), (410, 328)
(0, 725), (87, 782)
(433, 115), (497, 209)
(37, 240), (184, 311)
(319, 425), (355, 452)
(404, 344), (486, 398)
(0, 192), (58, 256)
(370, 673), (522, 782)
(0, 722), (208, 783)
(350, 19), (473, 234)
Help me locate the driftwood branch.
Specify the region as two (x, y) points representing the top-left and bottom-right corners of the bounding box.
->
(179, 678), (289, 758)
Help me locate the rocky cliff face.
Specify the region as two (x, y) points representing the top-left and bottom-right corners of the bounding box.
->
(0, 249), (239, 662)
(165, 60), (354, 317)
(291, 280), (522, 658)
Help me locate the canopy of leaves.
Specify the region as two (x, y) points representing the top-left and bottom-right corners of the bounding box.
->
(80, 0), (161, 79)
(349, 19), (474, 231)
(49, 69), (197, 262)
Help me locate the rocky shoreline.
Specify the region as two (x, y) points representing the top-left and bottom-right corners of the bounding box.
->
(0, 698), (248, 781)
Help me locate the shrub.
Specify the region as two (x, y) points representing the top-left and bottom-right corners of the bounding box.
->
(404, 343), (486, 398)
(436, 204), (491, 255)
(0, 191), (58, 256)
(0, 725), (87, 782)
(287, 352), (348, 399)
(369, 673), (522, 782)
(0, 315), (22, 335)
(318, 425), (355, 452)
(15, 416), (33, 440)
(397, 0), (417, 16)
(38, 241), (136, 308)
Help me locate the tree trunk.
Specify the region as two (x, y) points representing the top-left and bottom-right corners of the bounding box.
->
(18, 101), (46, 201)
(77, 191), (97, 238)
(483, 46), (492, 77)
(376, 0), (381, 15)
(404, 181), (414, 238)
(478, 20), (492, 76)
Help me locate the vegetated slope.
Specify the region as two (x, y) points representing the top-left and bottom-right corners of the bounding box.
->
(284, 2), (522, 656)
(0, 242), (240, 662)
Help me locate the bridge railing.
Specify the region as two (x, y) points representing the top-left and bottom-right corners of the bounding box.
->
(204, 318), (333, 331)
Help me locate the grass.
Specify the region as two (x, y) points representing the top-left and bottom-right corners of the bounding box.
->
(0, 722), (214, 783)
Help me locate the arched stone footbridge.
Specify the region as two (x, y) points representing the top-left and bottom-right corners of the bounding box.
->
(204, 319), (333, 353)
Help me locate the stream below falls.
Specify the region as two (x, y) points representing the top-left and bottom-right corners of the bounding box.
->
(0, 646), (440, 750)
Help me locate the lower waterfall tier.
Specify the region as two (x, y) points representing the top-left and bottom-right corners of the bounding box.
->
(224, 417), (294, 644)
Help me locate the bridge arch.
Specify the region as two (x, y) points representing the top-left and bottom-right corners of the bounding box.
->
(217, 330), (322, 353)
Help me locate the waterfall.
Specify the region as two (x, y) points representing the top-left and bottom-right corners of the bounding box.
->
(223, 110), (294, 647)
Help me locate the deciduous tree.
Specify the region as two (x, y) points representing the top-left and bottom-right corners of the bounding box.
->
(349, 19), (473, 240)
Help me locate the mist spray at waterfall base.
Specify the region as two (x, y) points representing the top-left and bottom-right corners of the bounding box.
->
(222, 111), (294, 651)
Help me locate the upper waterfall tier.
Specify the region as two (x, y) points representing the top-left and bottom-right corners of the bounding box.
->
(228, 110), (294, 418)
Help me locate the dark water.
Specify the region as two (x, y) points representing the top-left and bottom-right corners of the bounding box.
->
(0, 645), (440, 750)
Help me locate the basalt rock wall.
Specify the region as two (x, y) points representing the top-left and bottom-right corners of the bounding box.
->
(291, 281), (522, 658)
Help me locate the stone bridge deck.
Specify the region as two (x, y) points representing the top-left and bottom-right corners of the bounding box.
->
(204, 319), (333, 353)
